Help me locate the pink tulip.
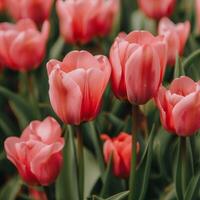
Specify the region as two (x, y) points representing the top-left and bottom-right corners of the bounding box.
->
(56, 0), (119, 44)
(101, 133), (140, 178)
(158, 17), (190, 66)
(109, 31), (167, 104)
(138, 0), (176, 20)
(5, 0), (53, 25)
(4, 117), (64, 186)
(155, 76), (200, 136)
(0, 19), (49, 72)
(47, 50), (111, 125)
(196, 0), (200, 33)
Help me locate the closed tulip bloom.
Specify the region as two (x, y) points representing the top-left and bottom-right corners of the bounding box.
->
(158, 17), (190, 66)
(5, 0), (53, 25)
(47, 50), (111, 125)
(101, 133), (140, 178)
(4, 117), (64, 186)
(138, 0), (176, 20)
(0, 19), (49, 72)
(155, 76), (200, 136)
(110, 31), (167, 104)
(56, 0), (119, 44)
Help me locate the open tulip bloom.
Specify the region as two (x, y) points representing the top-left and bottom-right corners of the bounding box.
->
(1, 1), (200, 200)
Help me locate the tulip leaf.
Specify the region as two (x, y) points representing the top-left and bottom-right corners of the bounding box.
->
(0, 176), (22, 200)
(55, 125), (79, 200)
(184, 172), (200, 200)
(0, 86), (36, 129)
(134, 125), (155, 200)
(183, 48), (200, 69)
(93, 191), (129, 200)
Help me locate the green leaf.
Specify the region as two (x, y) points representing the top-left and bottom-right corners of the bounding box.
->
(184, 172), (200, 200)
(183, 48), (200, 69)
(0, 176), (22, 200)
(0, 86), (36, 129)
(49, 37), (65, 59)
(55, 125), (79, 200)
(93, 191), (129, 200)
(132, 125), (155, 200)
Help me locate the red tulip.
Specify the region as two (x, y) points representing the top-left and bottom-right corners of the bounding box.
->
(158, 17), (190, 66)
(4, 117), (64, 186)
(0, 19), (49, 72)
(109, 31), (167, 104)
(5, 0), (53, 25)
(138, 0), (176, 20)
(101, 133), (140, 178)
(0, 0), (5, 11)
(155, 76), (200, 136)
(47, 50), (111, 125)
(56, 0), (119, 44)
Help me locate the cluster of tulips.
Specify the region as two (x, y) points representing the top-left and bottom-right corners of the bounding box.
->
(0, 0), (200, 200)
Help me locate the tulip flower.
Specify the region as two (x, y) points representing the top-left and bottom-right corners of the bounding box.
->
(4, 117), (64, 186)
(29, 188), (47, 200)
(109, 31), (167, 105)
(155, 76), (200, 136)
(47, 50), (111, 125)
(5, 0), (53, 25)
(0, 19), (49, 72)
(56, 0), (119, 44)
(0, 0), (5, 11)
(158, 17), (190, 66)
(101, 133), (140, 178)
(137, 0), (176, 20)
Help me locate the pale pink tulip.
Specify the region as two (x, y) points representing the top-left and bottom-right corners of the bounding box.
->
(4, 117), (64, 186)
(0, 19), (49, 72)
(155, 76), (200, 136)
(47, 50), (111, 125)
(158, 17), (190, 66)
(110, 31), (167, 104)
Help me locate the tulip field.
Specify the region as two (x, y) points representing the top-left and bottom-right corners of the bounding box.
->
(0, 0), (200, 200)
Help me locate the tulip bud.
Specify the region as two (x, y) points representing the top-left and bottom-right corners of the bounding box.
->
(4, 117), (64, 186)
(138, 0), (176, 20)
(158, 17), (190, 66)
(0, 19), (49, 72)
(155, 76), (200, 136)
(47, 50), (111, 125)
(101, 133), (140, 178)
(109, 31), (167, 104)
(5, 0), (53, 25)
(56, 0), (119, 44)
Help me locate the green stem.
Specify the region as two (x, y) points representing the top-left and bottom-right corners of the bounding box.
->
(182, 49), (200, 69)
(76, 126), (84, 200)
(129, 104), (139, 200)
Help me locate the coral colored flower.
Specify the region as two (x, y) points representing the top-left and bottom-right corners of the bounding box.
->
(29, 188), (47, 200)
(155, 76), (200, 136)
(5, 0), (53, 25)
(101, 133), (140, 178)
(138, 0), (176, 20)
(109, 31), (167, 104)
(4, 117), (64, 186)
(158, 17), (190, 66)
(0, 19), (49, 72)
(47, 50), (111, 125)
(56, 0), (119, 44)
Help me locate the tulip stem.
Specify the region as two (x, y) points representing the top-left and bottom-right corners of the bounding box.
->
(76, 126), (84, 200)
(129, 104), (139, 200)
